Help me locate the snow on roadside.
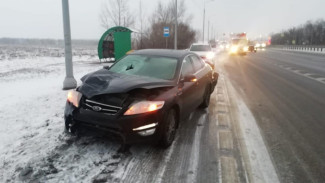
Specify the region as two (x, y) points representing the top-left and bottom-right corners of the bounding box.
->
(0, 54), (185, 183)
(0, 56), (115, 182)
(0, 53), (217, 183)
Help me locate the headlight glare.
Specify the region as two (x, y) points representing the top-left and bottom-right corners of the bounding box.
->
(230, 46), (238, 53)
(67, 90), (82, 107)
(206, 52), (215, 59)
(124, 101), (165, 115)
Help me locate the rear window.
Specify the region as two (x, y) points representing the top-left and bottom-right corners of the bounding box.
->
(109, 55), (178, 80)
(190, 45), (211, 51)
(181, 56), (195, 77)
(190, 55), (204, 71)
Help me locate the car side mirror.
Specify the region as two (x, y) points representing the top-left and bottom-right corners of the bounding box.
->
(183, 74), (197, 82)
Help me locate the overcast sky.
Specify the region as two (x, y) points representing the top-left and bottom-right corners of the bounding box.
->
(0, 0), (324, 40)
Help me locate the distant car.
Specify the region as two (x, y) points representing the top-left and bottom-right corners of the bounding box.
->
(189, 43), (215, 69)
(255, 43), (266, 50)
(218, 41), (229, 51)
(64, 49), (218, 148)
(248, 45), (257, 52)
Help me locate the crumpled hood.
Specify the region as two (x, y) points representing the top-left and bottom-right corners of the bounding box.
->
(78, 69), (176, 98)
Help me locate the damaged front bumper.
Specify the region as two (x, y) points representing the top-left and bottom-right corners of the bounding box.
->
(64, 102), (165, 144)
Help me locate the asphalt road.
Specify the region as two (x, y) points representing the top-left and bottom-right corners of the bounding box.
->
(220, 49), (325, 183)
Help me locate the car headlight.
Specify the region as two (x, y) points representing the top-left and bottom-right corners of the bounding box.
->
(261, 43), (266, 47)
(243, 46), (249, 52)
(206, 52), (215, 59)
(124, 101), (165, 115)
(230, 46), (238, 53)
(255, 43), (260, 47)
(67, 90), (82, 107)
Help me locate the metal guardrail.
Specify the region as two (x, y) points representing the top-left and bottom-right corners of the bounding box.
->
(269, 45), (325, 54)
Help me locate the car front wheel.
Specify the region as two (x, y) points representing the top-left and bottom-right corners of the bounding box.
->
(160, 109), (177, 148)
(200, 85), (211, 108)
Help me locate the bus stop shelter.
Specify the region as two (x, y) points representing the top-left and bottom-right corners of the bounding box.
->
(98, 26), (133, 62)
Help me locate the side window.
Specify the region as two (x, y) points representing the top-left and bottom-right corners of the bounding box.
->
(181, 56), (195, 77)
(190, 55), (204, 72)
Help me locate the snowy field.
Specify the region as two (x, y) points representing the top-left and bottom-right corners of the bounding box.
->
(0, 49), (130, 182)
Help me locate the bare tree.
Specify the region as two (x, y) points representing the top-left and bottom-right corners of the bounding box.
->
(99, 0), (135, 29)
(141, 0), (196, 49)
(271, 19), (325, 45)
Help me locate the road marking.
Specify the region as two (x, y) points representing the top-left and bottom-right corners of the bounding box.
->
(221, 157), (240, 183)
(217, 113), (230, 128)
(287, 68), (325, 85)
(219, 131), (234, 150)
(317, 77), (325, 81)
(224, 77), (280, 183)
(268, 60), (325, 85)
(186, 112), (208, 183)
(156, 137), (177, 183)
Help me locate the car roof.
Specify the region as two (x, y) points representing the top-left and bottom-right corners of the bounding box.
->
(130, 49), (190, 59)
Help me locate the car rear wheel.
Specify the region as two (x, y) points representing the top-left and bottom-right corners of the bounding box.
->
(160, 109), (177, 148)
(200, 85), (211, 108)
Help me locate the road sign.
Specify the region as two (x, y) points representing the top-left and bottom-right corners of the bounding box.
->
(164, 27), (169, 37)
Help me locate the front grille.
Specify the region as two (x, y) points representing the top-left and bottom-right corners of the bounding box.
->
(83, 99), (122, 115)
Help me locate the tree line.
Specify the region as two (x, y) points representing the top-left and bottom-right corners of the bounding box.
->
(0, 38), (97, 48)
(271, 19), (325, 45)
(100, 0), (197, 49)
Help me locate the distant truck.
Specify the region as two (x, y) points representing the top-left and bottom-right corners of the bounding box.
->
(229, 33), (249, 55)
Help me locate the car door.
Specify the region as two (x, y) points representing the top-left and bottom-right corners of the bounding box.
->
(178, 55), (197, 118)
(189, 54), (208, 106)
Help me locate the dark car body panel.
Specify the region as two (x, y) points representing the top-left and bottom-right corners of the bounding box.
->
(79, 69), (176, 98)
(64, 49), (218, 144)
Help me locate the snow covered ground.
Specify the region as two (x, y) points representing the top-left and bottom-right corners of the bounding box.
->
(0, 53), (112, 182)
(0, 48), (279, 183)
(0, 51), (184, 183)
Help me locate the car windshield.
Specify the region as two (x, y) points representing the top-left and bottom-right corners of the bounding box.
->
(190, 45), (211, 51)
(109, 55), (178, 80)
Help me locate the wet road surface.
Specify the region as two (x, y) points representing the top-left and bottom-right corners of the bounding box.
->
(221, 49), (325, 183)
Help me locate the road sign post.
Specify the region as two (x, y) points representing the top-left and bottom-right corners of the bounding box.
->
(174, 0), (177, 50)
(164, 27), (169, 49)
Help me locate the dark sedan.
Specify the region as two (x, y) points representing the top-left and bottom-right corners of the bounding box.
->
(64, 49), (218, 148)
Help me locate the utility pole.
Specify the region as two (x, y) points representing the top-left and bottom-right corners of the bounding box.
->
(207, 20), (210, 43)
(202, 2), (205, 43)
(140, 0), (143, 49)
(210, 24), (215, 40)
(118, 1), (121, 26)
(174, 0), (178, 50)
(61, 0), (77, 90)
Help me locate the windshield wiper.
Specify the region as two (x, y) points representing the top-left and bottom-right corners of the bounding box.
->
(126, 64), (134, 71)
